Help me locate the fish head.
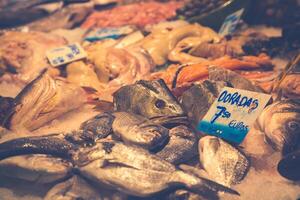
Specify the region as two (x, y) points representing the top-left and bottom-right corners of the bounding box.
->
(113, 79), (187, 127)
(259, 99), (300, 155)
(199, 136), (221, 161)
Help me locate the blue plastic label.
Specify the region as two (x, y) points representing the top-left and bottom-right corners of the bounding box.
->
(85, 26), (134, 42)
(219, 8), (244, 36)
(197, 87), (271, 143)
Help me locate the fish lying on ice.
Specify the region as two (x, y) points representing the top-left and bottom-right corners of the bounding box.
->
(199, 136), (250, 186)
(257, 99), (300, 155)
(156, 125), (198, 164)
(112, 112), (169, 151)
(113, 79), (188, 127)
(0, 136), (238, 198)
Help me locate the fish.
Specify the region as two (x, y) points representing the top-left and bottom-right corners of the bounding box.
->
(27, 1), (94, 32)
(111, 112), (169, 151)
(75, 140), (238, 197)
(198, 136), (250, 186)
(2, 70), (86, 131)
(79, 112), (114, 141)
(44, 175), (127, 200)
(0, 137), (238, 197)
(257, 99), (300, 155)
(208, 66), (265, 92)
(277, 150), (300, 181)
(155, 125), (198, 164)
(113, 79), (188, 127)
(0, 154), (71, 183)
(180, 80), (228, 127)
(273, 54), (300, 99)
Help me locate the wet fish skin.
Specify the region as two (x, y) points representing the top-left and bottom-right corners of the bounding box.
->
(208, 66), (264, 92)
(0, 133), (75, 160)
(277, 150), (300, 181)
(0, 154), (72, 183)
(199, 136), (250, 186)
(111, 112), (169, 151)
(113, 79), (187, 127)
(257, 99), (300, 155)
(75, 140), (238, 197)
(180, 80), (228, 127)
(156, 125), (198, 164)
(80, 112), (114, 140)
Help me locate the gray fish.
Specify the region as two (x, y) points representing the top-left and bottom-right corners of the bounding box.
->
(0, 154), (71, 183)
(156, 125), (198, 164)
(208, 66), (264, 92)
(2, 70), (86, 131)
(277, 150), (300, 181)
(45, 175), (127, 200)
(111, 112), (169, 151)
(180, 80), (228, 127)
(199, 136), (250, 186)
(113, 79), (187, 127)
(257, 99), (300, 155)
(75, 140), (239, 197)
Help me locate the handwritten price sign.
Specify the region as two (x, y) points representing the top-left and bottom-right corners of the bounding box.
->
(197, 87), (271, 143)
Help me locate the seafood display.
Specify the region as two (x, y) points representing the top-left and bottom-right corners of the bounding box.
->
(0, 1), (299, 199)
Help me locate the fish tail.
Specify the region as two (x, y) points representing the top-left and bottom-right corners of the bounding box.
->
(0, 134), (74, 160)
(174, 171), (239, 196)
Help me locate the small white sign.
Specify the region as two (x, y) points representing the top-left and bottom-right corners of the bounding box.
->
(197, 87), (271, 143)
(46, 43), (87, 67)
(219, 9), (244, 36)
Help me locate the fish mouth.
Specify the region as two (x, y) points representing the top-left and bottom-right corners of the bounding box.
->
(277, 150), (300, 181)
(149, 115), (189, 128)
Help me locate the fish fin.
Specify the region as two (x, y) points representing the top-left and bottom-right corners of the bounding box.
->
(91, 100), (114, 112)
(101, 159), (138, 170)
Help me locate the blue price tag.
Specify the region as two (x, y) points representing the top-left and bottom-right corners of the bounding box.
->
(219, 9), (244, 36)
(197, 87), (271, 143)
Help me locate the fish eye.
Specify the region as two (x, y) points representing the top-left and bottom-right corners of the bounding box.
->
(287, 121), (299, 131)
(155, 99), (166, 109)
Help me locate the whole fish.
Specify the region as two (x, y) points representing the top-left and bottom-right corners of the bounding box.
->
(75, 140), (238, 197)
(180, 80), (228, 127)
(208, 66), (264, 92)
(113, 79), (188, 127)
(0, 136), (238, 198)
(45, 175), (127, 200)
(0, 154), (71, 183)
(257, 99), (300, 155)
(273, 54), (300, 99)
(199, 136), (250, 186)
(156, 125), (198, 164)
(2, 70), (86, 131)
(112, 112), (169, 151)
(277, 150), (300, 181)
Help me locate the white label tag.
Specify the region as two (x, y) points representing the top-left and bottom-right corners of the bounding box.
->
(46, 43), (87, 67)
(197, 87), (271, 143)
(219, 9), (244, 36)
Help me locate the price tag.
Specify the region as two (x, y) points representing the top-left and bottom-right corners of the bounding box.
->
(46, 43), (87, 67)
(219, 8), (244, 36)
(197, 87), (271, 144)
(85, 26), (134, 42)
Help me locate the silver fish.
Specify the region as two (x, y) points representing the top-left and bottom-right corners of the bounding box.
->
(113, 79), (187, 127)
(75, 140), (239, 197)
(0, 154), (71, 183)
(112, 112), (169, 151)
(257, 99), (300, 155)
(156, 125), (198, 164)
(199, 136), (250, 186)
(180, 80), (228, 127)
(45, 175), (127, 200)
(208, 66), (264, 92)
